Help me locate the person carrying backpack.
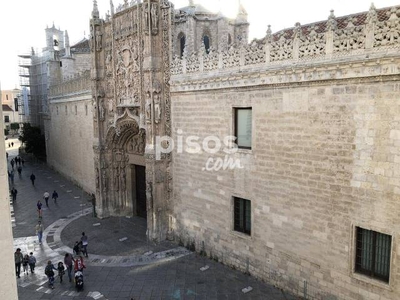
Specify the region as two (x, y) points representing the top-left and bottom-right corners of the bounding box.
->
(45, 261), (57, 289)
(28, 252), (36, 273)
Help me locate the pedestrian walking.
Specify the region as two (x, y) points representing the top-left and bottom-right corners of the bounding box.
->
(45, 261), (57, 289)
(37, 200), (43, 218)
(21, 158), (25, 166)
(22, 254), (29, 275)
(14, 248), (23, 278)
(30, 173), (36, 186)
(10, 170), (14, 185)
(52, 190), (58, 203)
(10, 187), (17, 202)
(73, 255), (86, 273)
(17, 165), (22, 176)
(57, 262), (65, 283)
(28, 252), (36, 273)
(64, 253), (74, 282)
(35, 220), (43, 244)
(81, 232), (88, 258)
(10, 159), (14, 170)
(43, 191), (50, 207)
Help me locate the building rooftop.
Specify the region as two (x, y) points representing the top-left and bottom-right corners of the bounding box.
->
(2, 104), (13, 112)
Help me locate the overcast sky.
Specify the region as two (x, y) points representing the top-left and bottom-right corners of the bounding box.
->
(0, 0), (398, 90)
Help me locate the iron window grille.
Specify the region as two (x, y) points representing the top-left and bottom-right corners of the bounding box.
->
(355, 227), (391, 283)
(234, 197), (251, 235)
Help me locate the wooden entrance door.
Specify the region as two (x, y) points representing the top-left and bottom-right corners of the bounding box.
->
(135, 165), (147, 218)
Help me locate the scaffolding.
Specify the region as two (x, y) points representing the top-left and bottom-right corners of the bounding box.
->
(18, 48), (50, 129)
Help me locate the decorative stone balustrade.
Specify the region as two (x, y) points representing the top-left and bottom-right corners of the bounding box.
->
(171, 5), (400, 76)
(49, 71), (91, 98)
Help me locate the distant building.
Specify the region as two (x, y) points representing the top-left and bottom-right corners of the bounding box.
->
(18, 24), (65, 131)
(1, 89), (21, 134)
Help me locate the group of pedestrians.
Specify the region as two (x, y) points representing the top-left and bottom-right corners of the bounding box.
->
(8, 155), (25, 199)
(14, 248), (36, 278)
(73, 232), (89, 258)
(10, 156), (24, 170)
(9, 148), (89, 291)
(43, 253), (86, 289)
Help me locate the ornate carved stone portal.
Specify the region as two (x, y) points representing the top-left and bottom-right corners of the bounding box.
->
(90, 0), (173, 242)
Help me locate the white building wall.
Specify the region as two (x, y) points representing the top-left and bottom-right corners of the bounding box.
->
(45, 93), (95, 194)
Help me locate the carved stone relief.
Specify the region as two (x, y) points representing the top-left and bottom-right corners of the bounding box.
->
(245, 40), (265, 65)
(270, 35), (293, 61)
(127, 129), (146, 155)
(115, 39), (140, 106)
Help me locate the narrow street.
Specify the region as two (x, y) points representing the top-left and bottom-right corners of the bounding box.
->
(6, 138), (296, 300)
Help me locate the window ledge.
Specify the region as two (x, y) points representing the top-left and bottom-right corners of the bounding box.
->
(231, 230), (252, 240)
(236, 148), (253, 155)
(351, 272), (392, 291)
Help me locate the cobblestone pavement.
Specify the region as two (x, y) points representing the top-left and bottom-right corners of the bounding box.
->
(7, 138), (298, 300)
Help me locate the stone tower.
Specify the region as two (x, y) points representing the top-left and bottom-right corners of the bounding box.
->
(90, 0), (174, 242)
(45, 23), (65, 52)
(173, 1), (249, 57)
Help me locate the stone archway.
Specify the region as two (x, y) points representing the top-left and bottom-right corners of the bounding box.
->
(98, 113), (146, 217)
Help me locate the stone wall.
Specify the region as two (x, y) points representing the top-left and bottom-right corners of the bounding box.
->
(46, 82), (95, 194)
(170, 5), (400, 299)
(171, 77), (400, 300)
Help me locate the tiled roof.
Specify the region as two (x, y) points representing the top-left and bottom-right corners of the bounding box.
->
(71, 38), (89, 50)
(2, 104), (13, 112)
(69, 38), (90, 54)
(272, 6), (397, 41)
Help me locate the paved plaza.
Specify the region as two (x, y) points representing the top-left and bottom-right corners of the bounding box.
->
(6, 138), (298, 300)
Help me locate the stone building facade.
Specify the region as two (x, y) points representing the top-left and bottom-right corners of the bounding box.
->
(169, 3), (400, 300)
(42, 1), (400, 299)
(45, 34), (95, 193)
(1, 88), (21, 134)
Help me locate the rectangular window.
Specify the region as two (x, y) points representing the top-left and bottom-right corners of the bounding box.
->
(234, 197), (251, 235)
(234, 108), (252, 149)
(14, 98), (18, 112)
(355, 227), (391, 282)
(4, 116), (10, 123)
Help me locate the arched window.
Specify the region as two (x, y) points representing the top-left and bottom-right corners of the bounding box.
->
(178, 33), (186, 58)
(228, 34), (232, 45)
(203, 35), (210, 54)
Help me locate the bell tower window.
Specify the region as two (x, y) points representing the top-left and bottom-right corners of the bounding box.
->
(178, 33), (186, 58)
(203, 35), (210, 54)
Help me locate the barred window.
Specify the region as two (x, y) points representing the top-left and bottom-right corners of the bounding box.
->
(355, 227), (391, 282)
(234, 197), (251, 235)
